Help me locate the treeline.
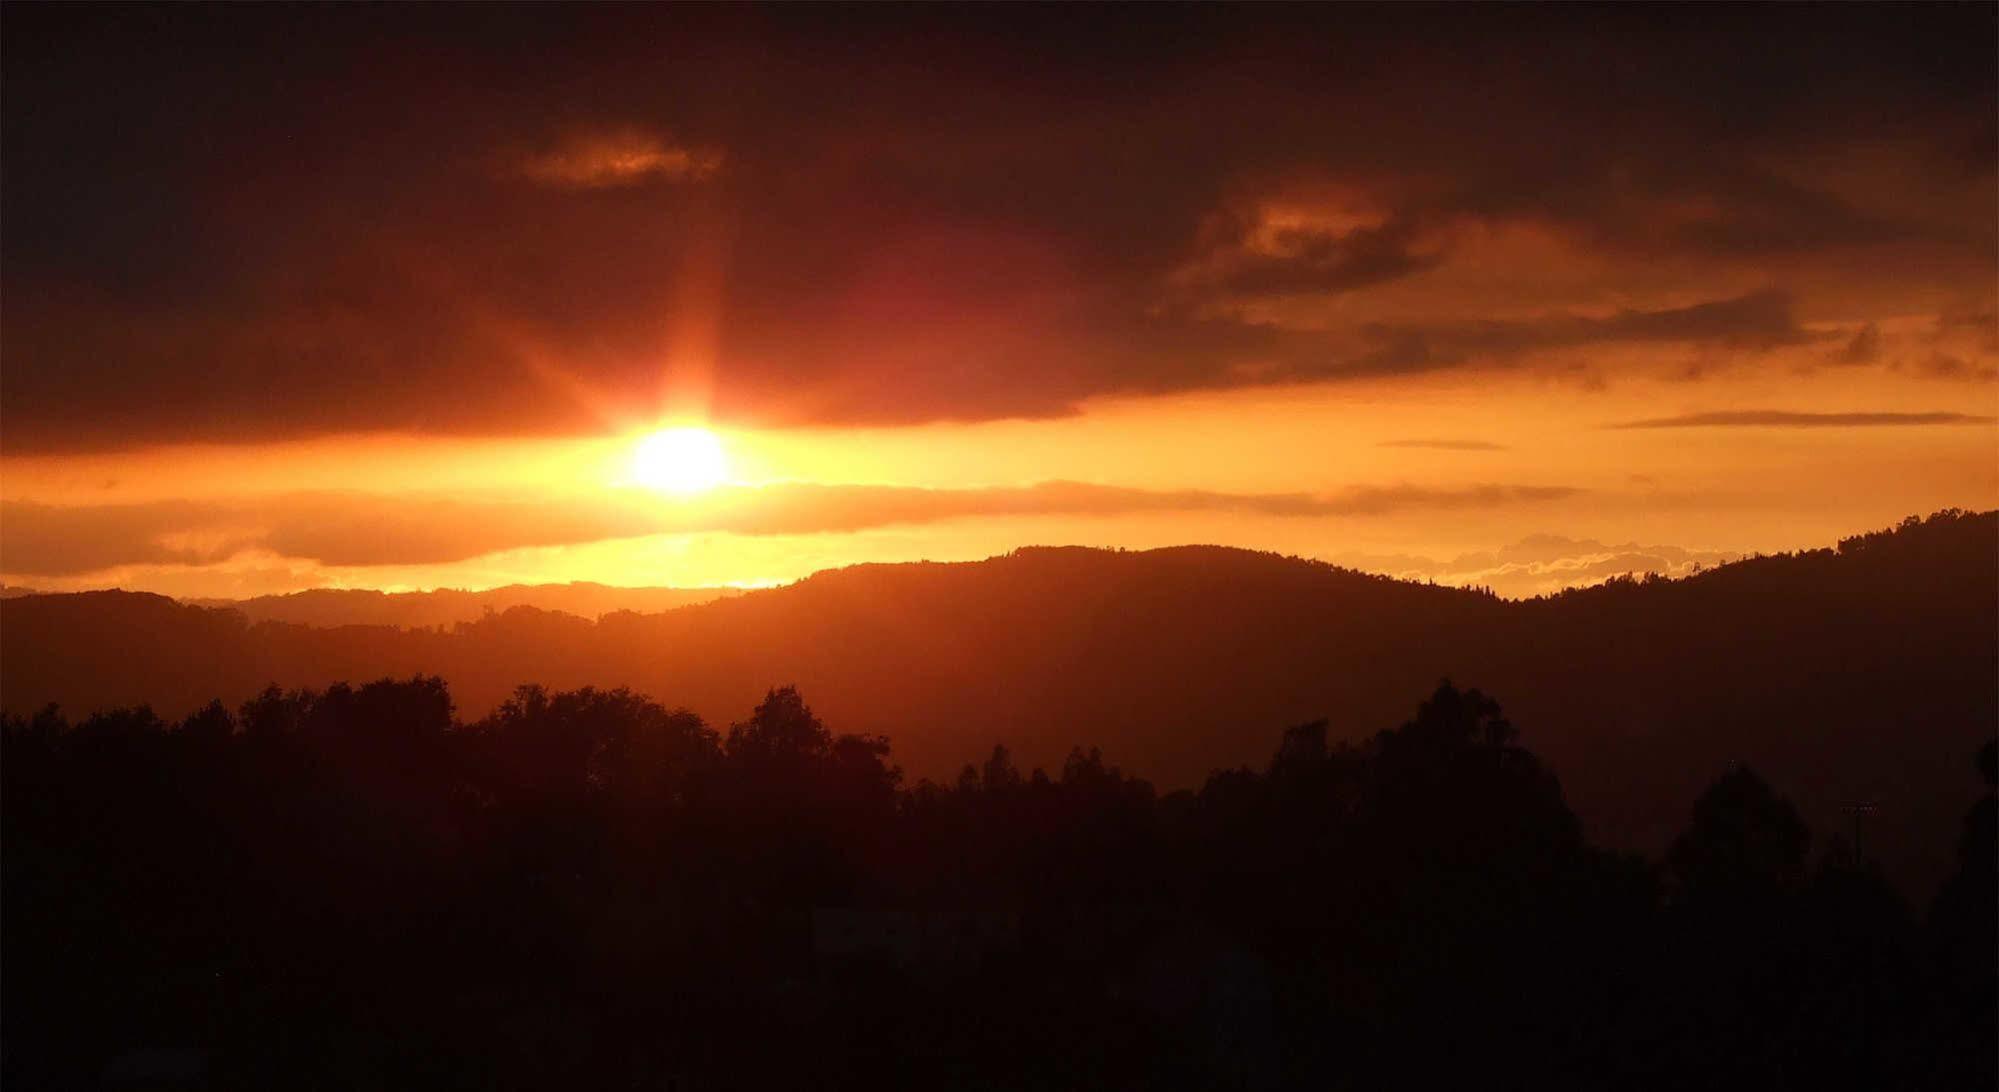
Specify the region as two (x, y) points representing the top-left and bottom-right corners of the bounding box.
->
(6, 511), (1993, 906)
(4, 677), (1992, 1089)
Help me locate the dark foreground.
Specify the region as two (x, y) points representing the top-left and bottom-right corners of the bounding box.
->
(5, 680), (1993, 1089)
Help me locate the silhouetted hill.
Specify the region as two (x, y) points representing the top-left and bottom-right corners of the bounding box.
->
(184, 581), (740, 628)
(3, 511), (1993, 894)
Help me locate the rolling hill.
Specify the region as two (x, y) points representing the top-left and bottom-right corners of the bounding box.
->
(185, 582), (741, 629)
(3, 510), (1993, 895)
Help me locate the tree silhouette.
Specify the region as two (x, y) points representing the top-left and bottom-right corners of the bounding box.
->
(1924, 740), (1998, 1088)
(1, 673), (1990, 1088)
(1666, 765), (1811, 903)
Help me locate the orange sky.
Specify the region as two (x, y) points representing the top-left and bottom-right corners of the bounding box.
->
(6, 362), (1992, 600)
(2, 7), (1994, 599)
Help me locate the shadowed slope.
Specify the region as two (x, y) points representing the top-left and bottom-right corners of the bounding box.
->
(3, 512), (1992, 893)
(186, 582), (742, 629)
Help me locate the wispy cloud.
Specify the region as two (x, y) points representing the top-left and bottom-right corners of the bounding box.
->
(515, 128), (722, 189)
(1333, 292), (1816, 381)
(1606, 410), (1995, 430)
(1334, 533), (1746, 599)
(1376, 439), (1508, 451)
(0, 480), (1581, 575)
(1833, 323), (1882, 366)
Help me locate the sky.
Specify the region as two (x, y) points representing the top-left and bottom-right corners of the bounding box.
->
(3, 6), (1994, 600)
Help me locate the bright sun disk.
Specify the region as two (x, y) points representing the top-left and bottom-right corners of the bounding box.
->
(632, 427), (728, 493)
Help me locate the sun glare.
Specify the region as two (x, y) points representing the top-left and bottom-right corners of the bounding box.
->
(632, 427), (728, 494)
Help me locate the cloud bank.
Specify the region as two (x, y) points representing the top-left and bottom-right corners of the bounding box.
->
(1, 5), (1992, 451)
(0, 480), (1581, 576)
(1335, 534), (1747, 599)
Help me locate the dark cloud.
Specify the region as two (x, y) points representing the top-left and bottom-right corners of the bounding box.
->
(1330, 292), (1813, 379)
(1938, 308), (1999, 336)
(1906, 353), (1999, 382)
(1835, 323), (1882, 365)
(962, 291), (1820, 411)
(1607, 410), (1995, 430)
(1, 5), (1992, 450)
(0, 480), (1581, 575)
(1171, 214), (1445, 299)
(0, 500), (245, 575)
(1935, 308), (1999, 357)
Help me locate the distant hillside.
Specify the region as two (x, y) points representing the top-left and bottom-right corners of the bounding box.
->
(3, 510), (1993, 895)
(186, 582), (742, 628)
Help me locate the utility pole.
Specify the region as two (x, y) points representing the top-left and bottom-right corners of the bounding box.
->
(1838, 800), (1881, 1088)
(1841, 800), (1879, 866)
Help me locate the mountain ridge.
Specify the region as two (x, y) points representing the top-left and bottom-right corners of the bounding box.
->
(3, 511), (1993, 895)
(182, 581), (742, 629)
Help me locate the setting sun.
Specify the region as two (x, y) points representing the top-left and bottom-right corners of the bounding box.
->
(1, 8), (1994, 1085)
(632, 427), (728, 493)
